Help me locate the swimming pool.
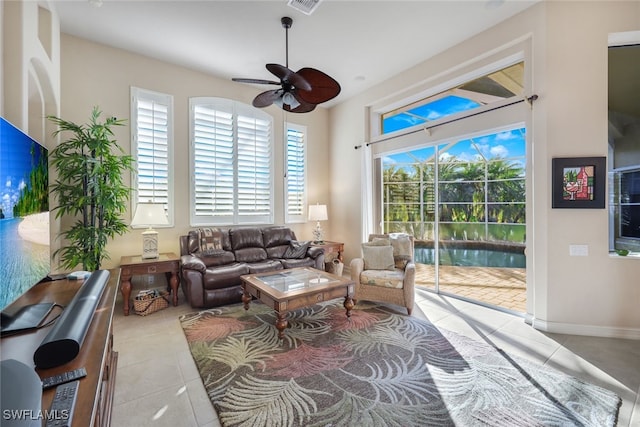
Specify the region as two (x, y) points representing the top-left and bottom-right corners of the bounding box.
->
(414, 247), (526, 268)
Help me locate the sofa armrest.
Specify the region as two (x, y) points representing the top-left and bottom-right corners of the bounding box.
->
(181, 254), (206, 274)
(306, 246), (324, 259)
(350, 258), (364, 284)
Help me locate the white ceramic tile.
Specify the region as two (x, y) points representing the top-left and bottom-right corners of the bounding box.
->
(111, 292), (640, 427)
(111, 383), (198, 427)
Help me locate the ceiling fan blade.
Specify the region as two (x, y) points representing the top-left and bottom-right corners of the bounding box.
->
(295, 67), (341, 104)
(232, 78), (280, 86)
(252, 90), (281, 108)
(266, 63), (312, 91)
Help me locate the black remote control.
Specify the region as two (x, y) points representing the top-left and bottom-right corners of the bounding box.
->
(42, 367), (87, 389)
(45, 380), (78, 427)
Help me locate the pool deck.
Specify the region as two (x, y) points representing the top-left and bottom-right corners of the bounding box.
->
(414, 263), (527, 313)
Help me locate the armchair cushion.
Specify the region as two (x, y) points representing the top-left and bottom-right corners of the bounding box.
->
(360, 269), (405, 289)
(283, 240), (311, 259)
(362, 244), (395, 271)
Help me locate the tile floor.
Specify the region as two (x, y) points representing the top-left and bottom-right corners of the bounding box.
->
(111, 288), (640, 427)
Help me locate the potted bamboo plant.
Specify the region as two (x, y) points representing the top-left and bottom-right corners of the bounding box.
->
(48, 106), (134, 271)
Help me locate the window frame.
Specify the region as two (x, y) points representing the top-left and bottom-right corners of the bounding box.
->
(284, 122), (307, 224)
(189, 97), (274, 226)
(369, 51), (525, 143)
(130, 87), (174, 227)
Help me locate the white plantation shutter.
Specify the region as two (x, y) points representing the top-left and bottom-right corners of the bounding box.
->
(237, 115), (272, 218)
(131, 88), (173, 224)
(285, 123), (307, 223)
(190, 98), (274, 225)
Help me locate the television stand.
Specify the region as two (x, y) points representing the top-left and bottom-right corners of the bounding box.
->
(0, 269), (120, 427)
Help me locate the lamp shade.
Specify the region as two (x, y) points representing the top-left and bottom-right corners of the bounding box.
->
(130, 203), (168, 227)
(308, 204), (328, 221)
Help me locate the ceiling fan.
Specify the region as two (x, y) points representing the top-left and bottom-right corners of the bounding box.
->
(232, 16), (341, 113)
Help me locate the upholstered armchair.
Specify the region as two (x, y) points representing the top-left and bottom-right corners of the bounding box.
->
(350, 233), (415, 315)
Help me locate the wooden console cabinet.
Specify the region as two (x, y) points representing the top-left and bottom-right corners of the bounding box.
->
(0, 269), (120, 427)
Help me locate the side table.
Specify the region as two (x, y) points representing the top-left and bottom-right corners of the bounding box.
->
(311, 241), (344, 264)
(120, 252), (180, 316)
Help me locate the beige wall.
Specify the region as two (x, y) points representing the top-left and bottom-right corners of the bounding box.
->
(330, 1), (640, 338)
(5, 0), (639, 338)
(59, 34), (331, 270)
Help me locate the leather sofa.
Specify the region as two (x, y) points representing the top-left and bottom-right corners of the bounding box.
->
(179, 226), (325, 308)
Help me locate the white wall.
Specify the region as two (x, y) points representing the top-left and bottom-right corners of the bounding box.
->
(58, 34), (331, 270)
(330, 1), (640, 338)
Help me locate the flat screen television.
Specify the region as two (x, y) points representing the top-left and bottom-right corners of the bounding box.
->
(0, 117), (53, 335)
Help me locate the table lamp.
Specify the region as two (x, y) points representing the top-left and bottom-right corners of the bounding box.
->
(130, 202), (169, 259)
(308, 203), (328, 244)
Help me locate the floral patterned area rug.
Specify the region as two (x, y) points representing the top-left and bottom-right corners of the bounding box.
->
(180, 301), (621, 427)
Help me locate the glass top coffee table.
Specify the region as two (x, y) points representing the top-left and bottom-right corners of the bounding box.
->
(240, 267), (355, 339)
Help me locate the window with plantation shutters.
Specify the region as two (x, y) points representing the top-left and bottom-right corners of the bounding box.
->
(131, 87), (173, 225)
(190, 98), (274, 225)
(285, 123), (307, 223)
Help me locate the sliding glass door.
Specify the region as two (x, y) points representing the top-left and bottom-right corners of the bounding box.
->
(382, 127), (526, 312)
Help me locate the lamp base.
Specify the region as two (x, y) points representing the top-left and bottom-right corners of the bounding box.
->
(141, 229), (159, 259)
(312, 222), (324, 244)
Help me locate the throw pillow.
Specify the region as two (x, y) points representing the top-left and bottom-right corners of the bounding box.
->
(362, 244), (395, 271)
(198, 228), (225, 256)
(369, 237), (390, 246)
(283, 240), (311, 259)
(389, 233), (412, 269)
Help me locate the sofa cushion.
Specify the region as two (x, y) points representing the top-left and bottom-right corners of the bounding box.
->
(203, 263), (249, 290)
(262, 226), (295, 248)
(266, 245), (289, 259)
(234, 247), (268, 263)
(230, 228), (264, 250)
(201, 251), (236, 267)
(283, 240), (311, 259)
(279, 257), (316, 269)
(246, 260), (284, 274)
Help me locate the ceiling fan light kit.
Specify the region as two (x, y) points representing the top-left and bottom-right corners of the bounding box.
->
(232, 16), (340, 113)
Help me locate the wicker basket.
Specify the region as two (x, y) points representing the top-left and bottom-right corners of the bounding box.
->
(133, 289), (170, 316)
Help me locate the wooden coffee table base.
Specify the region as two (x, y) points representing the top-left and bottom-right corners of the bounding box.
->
(243, 292), (354, 339)
(241, 268), (355, 340)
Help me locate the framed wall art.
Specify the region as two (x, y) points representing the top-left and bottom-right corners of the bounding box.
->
(552, 157), (606, 208)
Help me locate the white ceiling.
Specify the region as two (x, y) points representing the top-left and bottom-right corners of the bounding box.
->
(51, 0), (539, 108)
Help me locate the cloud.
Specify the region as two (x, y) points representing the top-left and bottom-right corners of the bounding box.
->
(490, 145), (509, 157)
(382, 156), (397, 164)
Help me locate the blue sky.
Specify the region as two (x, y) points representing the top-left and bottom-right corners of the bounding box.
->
(381, 94), (526, 167)
(383, 95), (481, 133)
(383, 128), (526, 166)
(0, 118), (47, 218)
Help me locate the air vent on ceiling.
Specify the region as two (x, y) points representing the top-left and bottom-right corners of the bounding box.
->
(287, 0), (323, 16)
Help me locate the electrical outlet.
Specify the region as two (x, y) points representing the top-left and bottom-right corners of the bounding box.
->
(569, 245), (589, 256)
(147, 275), (154, 284)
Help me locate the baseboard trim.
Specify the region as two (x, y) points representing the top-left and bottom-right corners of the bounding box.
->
(532, 318), (640, 340)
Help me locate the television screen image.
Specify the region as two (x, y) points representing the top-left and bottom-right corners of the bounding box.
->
(0, 117), (50, 313)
